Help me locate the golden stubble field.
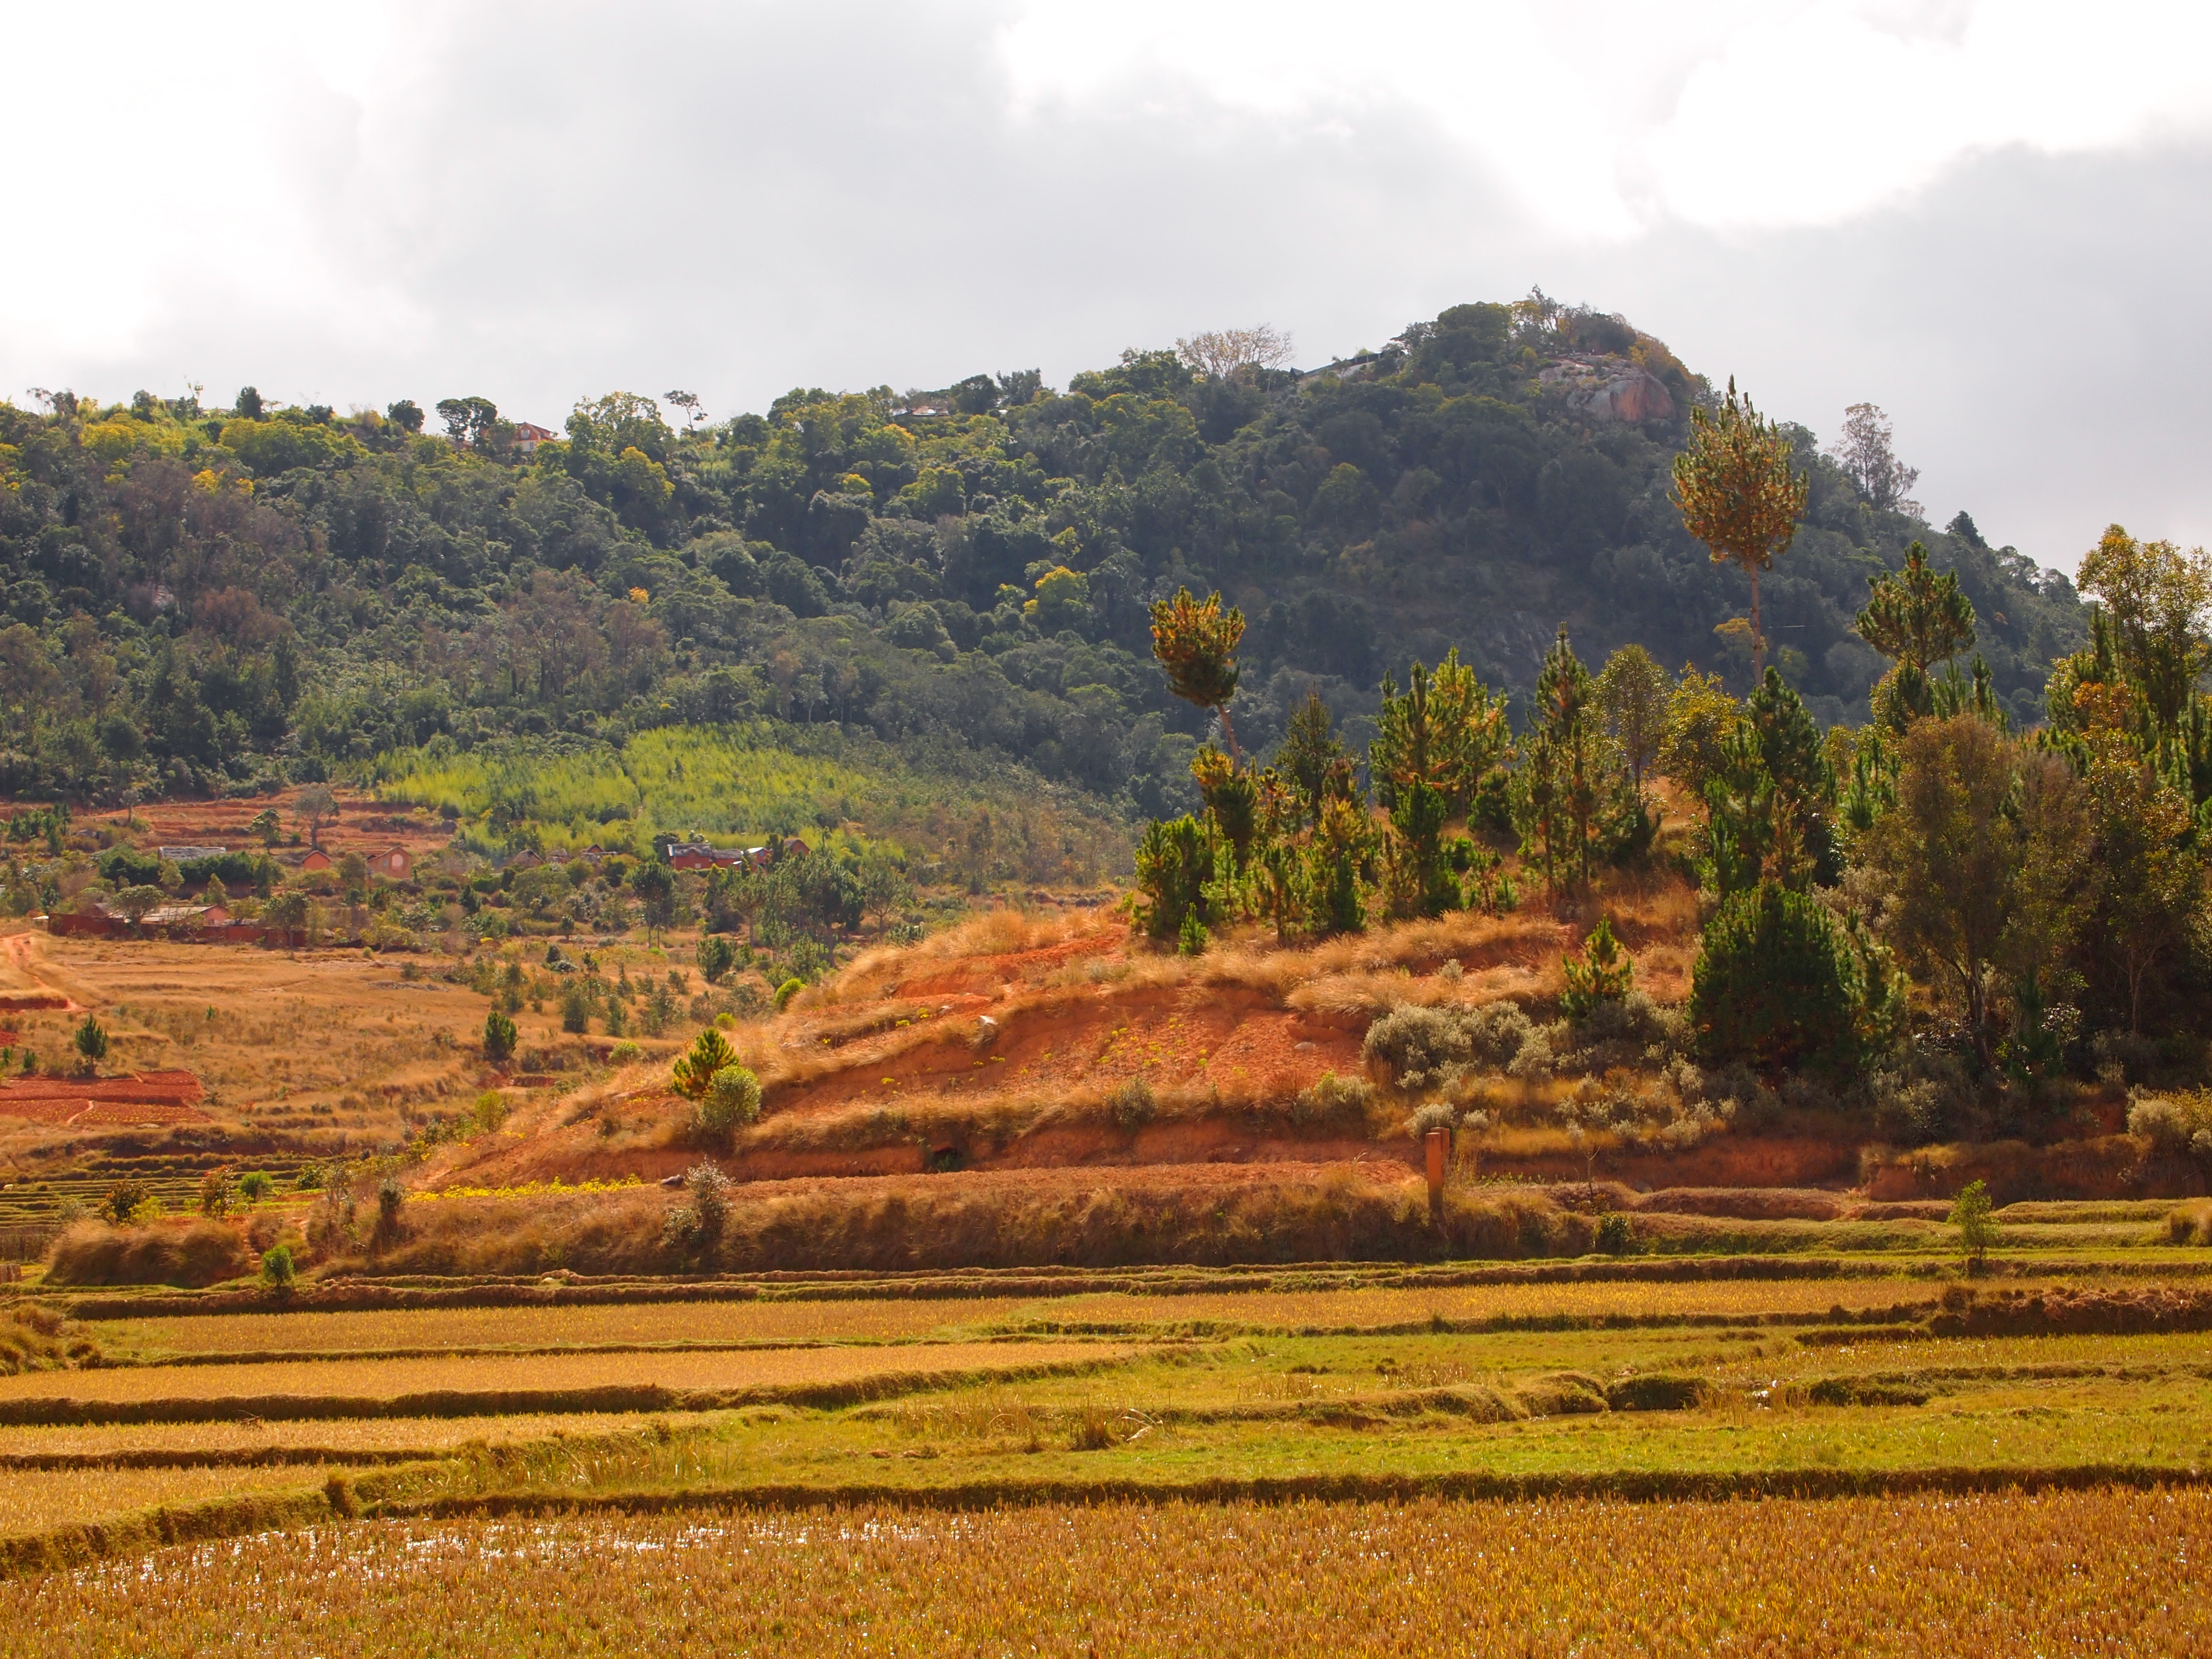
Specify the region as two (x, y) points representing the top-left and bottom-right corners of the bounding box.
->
(0, 926), (637, 1168)
(5, 1491), (2206, 1657)
(1, 1266), (2211, 1651)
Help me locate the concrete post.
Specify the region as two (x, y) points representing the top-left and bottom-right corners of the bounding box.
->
(1425, 1126), (1448, 1218)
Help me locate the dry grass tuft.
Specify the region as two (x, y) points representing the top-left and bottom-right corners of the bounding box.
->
(46, 1221), (251, 1290)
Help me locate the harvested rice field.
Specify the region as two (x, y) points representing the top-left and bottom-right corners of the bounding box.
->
(0, 1340), (1126, 1417)
(84, 1274), (1964, 1361)
(0, 1464), (347, 1537)
(7, 1253), (2212, 1659)
(8, 1489), (2207, 1657)
(0, 1411), (729, 1464)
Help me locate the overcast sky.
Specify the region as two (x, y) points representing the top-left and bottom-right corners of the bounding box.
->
(4, 0), (2210, 571)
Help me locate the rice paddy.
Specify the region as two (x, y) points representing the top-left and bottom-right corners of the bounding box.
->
(5, 1259), (2212, 1651)
(80, 1273), (1973, 1362)
(8, 1489), (2206, 1657)
(0, 1340), (1125, 1416)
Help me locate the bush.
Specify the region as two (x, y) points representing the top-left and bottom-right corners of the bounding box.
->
(72, 1013), (108, 1069)
(691, 1064), (761, 1145)
(671, 1029), (740, 1099)
(2129, 1091), (2212, 1157)
(609, 1040), (643, 1064)
(198, 1169), (235, 1216)
(1689, 880), (1889, 1074)
(1464, 1003), (1536, 1069)
(1363, 1005), (1471, 1091)
(1594, 1212), (1634, 1254)
(1108, 1078), (1156, 1132)
(100, 1179), (153, 1226)
(696, 935), (737, 985)
(774, 977), (805, 1011)
(483, 1008), (518, 1064)
(237, 1171), (274, 1204)
(2167, 1199), (2212, 1246)
(1290, 1071), (1374, 1131)
(258, 1243), (296, 1289)
(46, 1220), (250, 1287)
(662, 1161), (732, 1256)
(1408, 1101), (1458, 1139)
(559, 982), (592, 1034)
(1949, 1178), (1998, 1271)
(373, 1179), (407, 1251)
(1560, 917), (1633, 1019)
(1134, 815), (1214, 943)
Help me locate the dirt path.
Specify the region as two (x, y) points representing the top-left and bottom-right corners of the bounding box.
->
(0, 930), (82, 1013)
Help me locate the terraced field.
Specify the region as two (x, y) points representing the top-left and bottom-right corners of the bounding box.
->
(4, 1250), (2211, 1646)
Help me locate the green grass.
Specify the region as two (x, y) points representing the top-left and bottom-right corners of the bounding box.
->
(370, 721), (1131, 870)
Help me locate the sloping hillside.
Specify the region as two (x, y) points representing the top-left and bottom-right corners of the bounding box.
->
(0, 297), (2079, 831)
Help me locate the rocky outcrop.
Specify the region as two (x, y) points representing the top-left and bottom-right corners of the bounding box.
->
(1537, 356), (1675, 424)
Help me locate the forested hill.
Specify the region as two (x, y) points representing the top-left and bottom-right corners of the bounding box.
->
(0, 297), (2082, 827)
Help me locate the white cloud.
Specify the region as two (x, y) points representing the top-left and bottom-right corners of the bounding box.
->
(1, 0), (2208, 565)
(999, 0), (2212, 235)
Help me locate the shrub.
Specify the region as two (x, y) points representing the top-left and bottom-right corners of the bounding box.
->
(1464, 1003), (1535, 1069)
(2167, 1199), (2212, 1246)
(1363, 1005), (1471, 1091)
(662, 1161), (732, 1256)
(1560, 917), (1633, 1019)
(198, 1169), (235, 1216)
(258, 1243), (296, 1290)
(774, 977), (805, 1011)
(1290, 1071), (1374, 1131)
(609, 1040), (643, 1064)
(560, 982), (592, 1034)
(1689, 879), (1890, 1073)
(483, 1008), (518, 1064)
(2129, 1091), (2212, 1158)
(100, 1179), (154, 1226)
(1134, 815), (1214, 943)
(1949, 1178), (1997, 1272)
(471, 1091), (509, 1133)
(46, 1220), (250, 1288)
(672, 1029), (740, 1099)
(373, 1180), (407, 1251)
(1108, 1079), (1156, 1132)
(1408, 1101), (1458, 1139)
(1594, 1211), (1634, 1254)
(691, 1065), (762, 1146)
(696, 935), (737, 985)
(238, 1171), (275, 1204)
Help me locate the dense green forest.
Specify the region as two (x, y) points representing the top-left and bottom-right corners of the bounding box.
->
(0, 296), (2083, 850)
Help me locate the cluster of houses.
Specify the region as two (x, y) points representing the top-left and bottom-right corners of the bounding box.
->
(662, 836), (806, 871)
(41, 830), (804, 945)
(45, 839), (417, 944)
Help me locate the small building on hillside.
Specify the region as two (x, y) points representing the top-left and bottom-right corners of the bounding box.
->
(511, 421), (559, 453)
(143, 903), (229, 930)
(300, 849), (333, 872)
(369, 845), (413, 881)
